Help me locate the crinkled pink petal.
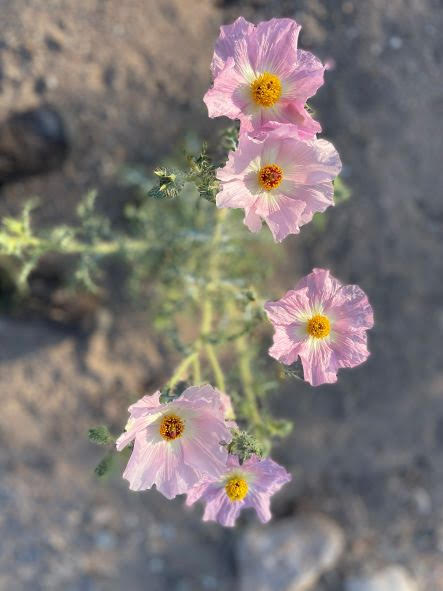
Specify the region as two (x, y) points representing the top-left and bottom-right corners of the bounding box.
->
(284, 50), (325, 101)
(154, 441), (199, 499)
(279, 138), (342, 185)
(204, 58), (248, 120)
(216, 180), (251, 209)
(299, 339), (336, 386)
(122, 434), (164, 491)
(181, 417), (229, 477)
(268, 327), (304, 365)
(115, 413), (160, 451)
(326, 284), (375, 332)
(244, 491), (272, 523)
(295, 268), (343, 311)
(243, 204), (262, 233)
(211, 17), (255, 77)
(264, 288), (310, 325)
(127, 391), (161, 417)
(248, 18), (300, 75)
(330, 330), (370, 368)
(262, 195), (306, 242)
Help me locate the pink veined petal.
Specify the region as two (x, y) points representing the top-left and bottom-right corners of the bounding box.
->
(204, 58), (249, 120)
(279, 138), (342, 185)
(181, 419), (228, 478)
(178, 384), (224, 413)
(262, 195), (306, 242)
(284, 49), (325, 101)
(248, 18), (301, 75)
(327, 284), (374, 331)
(243, 204), (263, 233)
(217, 131), (265, 180)
(127, 391), (161, 417)
(299, 338), (336, 386)
(330, 330), (370, 369)
(282, 182), (335, 226)
(207, 493), (244, 527)
(216, 180), (252, 209)
(116, 411), (162, 451)
(155, 441), (197, 499)
(268, 326), (306, 365)
(122, 436), (165, 491)
(264, 288), (310, 325)
(244, 491), (272, 523)
(279, 102), (322, 139)
(211, 17), (255, 76)
(295, 268), (343, 311)
(185, 477), (215, 506)
(246, 456), (292, 492)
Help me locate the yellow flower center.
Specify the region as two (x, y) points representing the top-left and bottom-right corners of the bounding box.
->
(258, 164), (283, 191)
(159, 414), (185, 441)
(225, 476), (249, 502)
(306, 314), (331, 339)
(250, 72), (282, 108)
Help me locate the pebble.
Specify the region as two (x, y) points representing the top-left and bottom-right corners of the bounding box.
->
(346, 566), (418, 591)
(238, 514), (344, 591)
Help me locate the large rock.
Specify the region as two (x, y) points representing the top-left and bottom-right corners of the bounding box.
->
(346, 566), (418, 591)
(238, 514), (344, 591)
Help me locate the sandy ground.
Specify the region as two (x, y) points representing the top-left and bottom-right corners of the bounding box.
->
(0, 0), (443, 589)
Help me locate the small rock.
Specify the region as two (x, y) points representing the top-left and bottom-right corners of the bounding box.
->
(238, 514), (345, 591)
(389, 36), (403, 50)
(346, 566), (418, 591)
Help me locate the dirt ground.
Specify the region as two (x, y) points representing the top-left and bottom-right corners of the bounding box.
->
(0, 0), (442, 590)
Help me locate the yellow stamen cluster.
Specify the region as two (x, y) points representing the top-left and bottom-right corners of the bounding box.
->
(159, 414), (185, 441)
(306, 314), (331, 339)
(225, 476), (249, 502)
(250, 72), (282, 107)
(258, 164), (283, 191)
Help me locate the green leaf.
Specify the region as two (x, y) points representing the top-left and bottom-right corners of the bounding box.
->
(333, 176), (351, 205)
(88, 425), (115, 446)
(94, 452), (116, 477)
(281, 359), (305, 381)
(160, 380), (190, 404)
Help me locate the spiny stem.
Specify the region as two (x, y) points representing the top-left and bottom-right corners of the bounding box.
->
(192, 355), (202, 384)
(205, 343), (226, 392)
(226, 299), (261, 427)
(168, 352), (198, 389)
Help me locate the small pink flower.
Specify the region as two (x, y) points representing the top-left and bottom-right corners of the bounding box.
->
(204, 17), (324, 137)
(265, 268), (374, 386)
(186, 454), (291, 527)
(116, 385), (231, 499)
(216, 125), (341, 242)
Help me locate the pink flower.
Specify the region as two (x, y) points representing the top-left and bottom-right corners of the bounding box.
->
(116, 385), (231, 499)
(264, 268), (374, 386)
(216, 125), (341, 242)
(186, 454), (291, 527)
(204, 17), (324, 138)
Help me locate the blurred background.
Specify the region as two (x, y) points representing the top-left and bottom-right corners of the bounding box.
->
(0, 1), (442, 590)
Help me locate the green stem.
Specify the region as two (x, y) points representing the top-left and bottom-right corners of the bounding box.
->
(205, 343), (226, 392)
(168, 352), (198, 389)
(192, 355), (201, 384)
(199, 208), (228, 388)
(2, 235), (150, 257)
(226, 299), (261, 427)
